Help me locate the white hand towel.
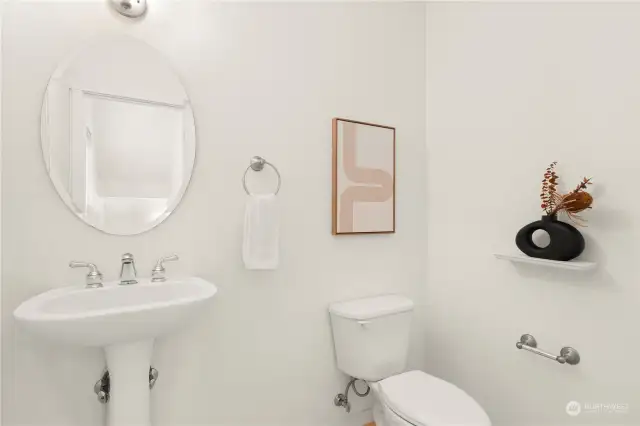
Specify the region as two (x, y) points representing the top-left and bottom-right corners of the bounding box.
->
(243, 194), (279, 270)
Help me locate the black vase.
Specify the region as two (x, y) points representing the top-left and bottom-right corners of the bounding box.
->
(515, 215), (585, 261)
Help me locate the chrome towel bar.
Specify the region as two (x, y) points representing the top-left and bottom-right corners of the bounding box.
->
(516, 334), (580, 365)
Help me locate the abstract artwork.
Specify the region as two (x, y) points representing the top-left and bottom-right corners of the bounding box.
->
(332, 118), (395, 235)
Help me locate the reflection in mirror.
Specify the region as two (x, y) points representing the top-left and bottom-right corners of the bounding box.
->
(41, 35), (195, 235)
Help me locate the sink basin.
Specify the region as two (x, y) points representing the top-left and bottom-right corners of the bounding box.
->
(14, 276), (217, 426)
(14, 277), (217, 347)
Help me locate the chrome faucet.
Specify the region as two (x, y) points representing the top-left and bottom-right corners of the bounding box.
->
(119, 253), (138, 285)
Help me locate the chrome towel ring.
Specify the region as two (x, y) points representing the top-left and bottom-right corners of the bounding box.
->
(242, 156), (281, 195)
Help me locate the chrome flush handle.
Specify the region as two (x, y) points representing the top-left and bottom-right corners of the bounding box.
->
(69, 261), (103, 288)
(151, 254), (179, 282)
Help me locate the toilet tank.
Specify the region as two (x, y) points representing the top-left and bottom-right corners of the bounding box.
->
(329, 294), (414, 381)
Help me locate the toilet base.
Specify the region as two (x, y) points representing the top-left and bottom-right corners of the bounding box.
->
(370, 381), (412, 426)
(373, 400), (386, 426)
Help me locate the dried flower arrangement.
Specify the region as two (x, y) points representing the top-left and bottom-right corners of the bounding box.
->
(540, 161), (593, 225)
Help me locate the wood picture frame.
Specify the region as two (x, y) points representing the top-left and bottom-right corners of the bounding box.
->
(332, 118), (396, 235)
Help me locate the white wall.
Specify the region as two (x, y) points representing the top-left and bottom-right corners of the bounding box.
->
(2, 2), (426, 426)
(426, 3), (639, 426)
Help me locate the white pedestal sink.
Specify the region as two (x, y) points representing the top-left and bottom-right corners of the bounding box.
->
(14, 277), (217, 426)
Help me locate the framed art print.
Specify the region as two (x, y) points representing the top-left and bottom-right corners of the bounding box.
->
(332, 118), (395, 235)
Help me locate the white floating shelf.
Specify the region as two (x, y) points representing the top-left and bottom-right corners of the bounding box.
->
(494, 253), (596, 271)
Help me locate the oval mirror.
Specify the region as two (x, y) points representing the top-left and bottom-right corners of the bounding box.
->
(41, 35), (195, 235)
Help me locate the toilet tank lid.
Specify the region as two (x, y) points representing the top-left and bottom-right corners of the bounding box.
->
(329, 294), (414, 320)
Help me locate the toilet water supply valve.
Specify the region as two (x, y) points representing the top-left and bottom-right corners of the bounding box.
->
(334, 377), (371, 413)
(94, 367), (159, 404)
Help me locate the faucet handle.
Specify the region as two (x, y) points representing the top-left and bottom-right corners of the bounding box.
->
(69, 261), (103, 288)
(151, 254), (179, 282)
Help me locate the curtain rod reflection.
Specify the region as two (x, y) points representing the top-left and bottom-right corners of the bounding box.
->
(81, 90), (186, 109)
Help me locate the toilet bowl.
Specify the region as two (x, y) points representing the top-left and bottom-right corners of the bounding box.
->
(369, 371), (491, 426)
(329, 295), (491, 426)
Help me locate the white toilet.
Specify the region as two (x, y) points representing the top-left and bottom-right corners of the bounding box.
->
(329, 294), (491, 426)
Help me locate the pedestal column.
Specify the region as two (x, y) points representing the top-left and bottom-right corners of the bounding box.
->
(104, 339), (154, 426)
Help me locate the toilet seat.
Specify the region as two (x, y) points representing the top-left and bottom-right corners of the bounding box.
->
(378, 371), (491, 426)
